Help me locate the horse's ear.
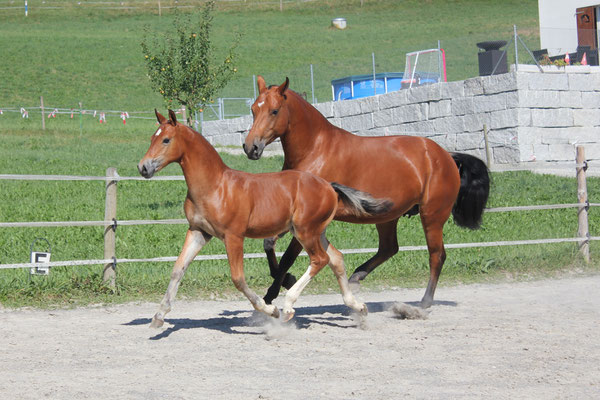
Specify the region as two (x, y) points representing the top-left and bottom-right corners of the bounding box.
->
(278, 77), (289, 96)
(168, 109), (178, 126)
(155, 109), (167, 124)
(257, 75), (267, 95)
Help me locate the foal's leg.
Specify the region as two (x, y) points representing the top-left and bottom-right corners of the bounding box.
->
(264, 237), (303, 304)
(151, 229), (211, 328)
(322, 235), (367, 316)
(264, 231), (297, 290)
(348, 218), (400, 290)
(282, 234), (329, 321)
(225, 235), (280, 318)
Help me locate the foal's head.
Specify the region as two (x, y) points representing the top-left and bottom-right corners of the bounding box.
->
(138, 109), (185, 179)
(243, 76), (290, 160)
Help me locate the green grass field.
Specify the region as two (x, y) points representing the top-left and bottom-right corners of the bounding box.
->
(1, 0), (598, 308)
(1, 0), (540, 119)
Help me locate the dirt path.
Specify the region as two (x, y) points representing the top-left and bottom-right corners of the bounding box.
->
(1, 275), (599, 399)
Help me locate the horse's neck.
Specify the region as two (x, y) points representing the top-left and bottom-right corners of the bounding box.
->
(282, 94), (333, 168)
(179, 127), (227, 193)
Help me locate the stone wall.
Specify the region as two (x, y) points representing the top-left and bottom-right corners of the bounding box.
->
(202, 65), (600, 164)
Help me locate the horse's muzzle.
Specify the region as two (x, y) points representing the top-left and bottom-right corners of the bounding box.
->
(138, 160), (157, 179)
(243, 141), (265, 160)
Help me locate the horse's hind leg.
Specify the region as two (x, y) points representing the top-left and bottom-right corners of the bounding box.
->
(348, 219), (400, 290)
(282, 234), (329, 321)
(264, 237), (303, 304)
(264, 232), (298, 290)
(151, 229), (211, 328)
(420, 215), (448, 309)
(323, 236), (367, 316)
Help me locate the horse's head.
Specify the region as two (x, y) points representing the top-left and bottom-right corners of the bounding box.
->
(243, 76), (290, 160)
(138, 109), (185, 179)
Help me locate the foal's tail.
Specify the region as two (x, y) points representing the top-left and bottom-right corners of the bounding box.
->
(331, 183), (393, 217)
(451, 153), (491, 230)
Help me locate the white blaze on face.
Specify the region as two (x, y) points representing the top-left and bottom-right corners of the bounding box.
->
(154, 128), (162, 137)
(257, 101), (265, 108)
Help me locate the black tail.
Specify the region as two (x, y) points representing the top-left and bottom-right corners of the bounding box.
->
(451, 153), (490, 230)
(331, 182), (393, 217)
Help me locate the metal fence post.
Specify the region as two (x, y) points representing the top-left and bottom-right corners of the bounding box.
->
(103, 167), (118, 286)
(576, 146), (590, 263)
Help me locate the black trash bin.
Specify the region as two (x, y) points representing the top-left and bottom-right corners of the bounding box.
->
(477, 41), (508, 76)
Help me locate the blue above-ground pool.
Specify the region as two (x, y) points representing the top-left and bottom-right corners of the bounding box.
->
(331, 72), (438, 101)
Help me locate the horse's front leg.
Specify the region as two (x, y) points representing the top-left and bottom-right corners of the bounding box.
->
(264, 231), (297, 290)
(264, 236), (303, 304)
(226, 235), (280, 318)
(151, 229), (211, 328)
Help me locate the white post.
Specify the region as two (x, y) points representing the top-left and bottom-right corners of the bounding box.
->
(24, 0), (28, 16)
(103, 167), (118, 287)
(576, 146), (590, 263)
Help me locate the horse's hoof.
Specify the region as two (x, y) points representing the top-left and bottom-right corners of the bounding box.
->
(282, 273), (297, 290)
(359, 303), (368, 316)
(282, 310), (295, 322)
(270, 306), (280, 319)
(420, 298), (433, 309)
(150, 317), (164, 329)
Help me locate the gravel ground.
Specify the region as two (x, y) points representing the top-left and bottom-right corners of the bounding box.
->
(1, 275), (599, 399)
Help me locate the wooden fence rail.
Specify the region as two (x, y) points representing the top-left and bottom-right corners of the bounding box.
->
(0, 146), (595, 285)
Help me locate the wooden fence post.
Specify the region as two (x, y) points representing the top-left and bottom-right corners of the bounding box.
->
(483, 124), (492, 168)
(576, 146), (590, 263)
(103, 167), (118, 286)
(40, 96), (45, 131)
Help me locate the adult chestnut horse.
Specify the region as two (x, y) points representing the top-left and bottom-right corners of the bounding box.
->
(244, 76), (490, 308)
(138, 110), (392, 326)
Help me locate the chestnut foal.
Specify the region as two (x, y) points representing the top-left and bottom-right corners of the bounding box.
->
(138, 110), (391, 327)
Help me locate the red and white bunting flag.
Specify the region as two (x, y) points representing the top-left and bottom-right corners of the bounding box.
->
(582, 52), (588, 65)
(564, 53), (570, 65)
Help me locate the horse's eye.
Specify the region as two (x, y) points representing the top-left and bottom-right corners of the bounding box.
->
(271, 109), (279, 116)
(162, 138), (171, 144)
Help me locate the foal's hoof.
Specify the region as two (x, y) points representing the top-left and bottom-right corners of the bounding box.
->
(149, 317), (164, 329)
(282, 310), (295, 322)
(420, 297), (433, 309)
(358, 303), (368, 316)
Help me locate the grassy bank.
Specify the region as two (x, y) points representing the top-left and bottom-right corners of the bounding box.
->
(1, 129), (598, 308)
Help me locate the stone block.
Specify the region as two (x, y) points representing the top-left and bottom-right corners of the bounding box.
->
(314, 101), (334, 118)
(524, 73), (569, 91)
(441, 81), (465, 99)
(464, 77), (484, 96)
(568, 73), (600, 91)
(212, 133), (242, 147)
(581, 92), (600, 108)
(463, 113), (490, 133)
(333, 99), (362, 117)
(548, 143), (576, 161)
(372, 109), (394, 128)
(492, 146), (520, 164)
(452, 97), (474, 116)
(379, 90), (408, 109)
(356, 96), (379, 114)
(473, 93), (508, 113)
(456, 132), (484, 151)
(429, 100), (452, 119)
(434, 116), (466, 134)
(339, 114), (374, 132)
(428, 134), (456, 151)
(573, 109), (600, 126)
(559, 91), (583, 108)
(519, 90), (561, 108)
(517, 127), (543, 145)
(406, 83), (443, 103)
(483, 72), (517, 94)
(531, 108), (574, 127)
(488, 109), (518, 130)
(393, 103), (428, 123)
(399, 120), (436, 134)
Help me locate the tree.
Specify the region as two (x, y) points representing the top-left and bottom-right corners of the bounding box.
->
(141, 1), (241, 126)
